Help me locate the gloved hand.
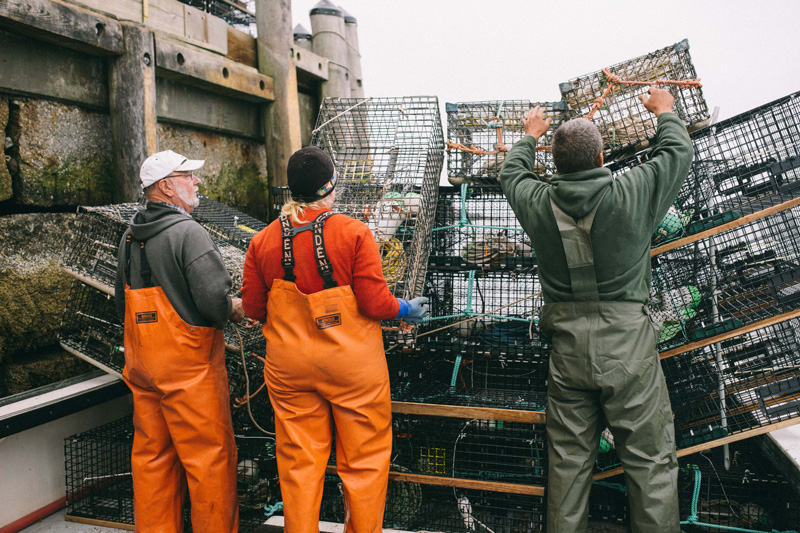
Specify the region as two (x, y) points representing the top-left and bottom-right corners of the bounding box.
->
(403, 296), (429, 324)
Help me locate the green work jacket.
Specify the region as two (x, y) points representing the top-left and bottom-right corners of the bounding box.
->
(500, 112), (693, 304)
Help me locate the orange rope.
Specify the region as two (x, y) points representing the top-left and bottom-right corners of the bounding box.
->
(234, 382), (265, 407)
(585, 67), (702, 120)
(445, 67), (702, 156)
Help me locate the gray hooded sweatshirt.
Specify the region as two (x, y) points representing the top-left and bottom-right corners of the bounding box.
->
(115, 201), (233, 329)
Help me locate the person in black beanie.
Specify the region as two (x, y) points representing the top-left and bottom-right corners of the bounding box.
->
(242, 146), (427, 532)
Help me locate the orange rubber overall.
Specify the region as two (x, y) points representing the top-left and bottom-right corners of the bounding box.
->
(123, 283), (239, 533)
(263, 215), (392, 533)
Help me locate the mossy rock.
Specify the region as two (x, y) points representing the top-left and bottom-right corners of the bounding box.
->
(0, 262), (73, 365)
(0, 347), (94, 397)
(200, 162), (269, 221)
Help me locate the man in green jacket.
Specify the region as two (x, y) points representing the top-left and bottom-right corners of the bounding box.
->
(500, 88), (693, 532)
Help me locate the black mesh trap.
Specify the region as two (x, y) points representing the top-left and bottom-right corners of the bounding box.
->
(320, 480), (544, 533)
(606, 90), (800, 249)
(590, 438), (800, 532)
(390, 414), (546, 486)
(560, 39), (709, 161)
(311, 96), (444, 344)
(429, 185), (535, 271)
(665, 317), (800, 450)
(445, 100), (566, 184)
(193, 195), (268, 251)
(649, 204), (800, 352)
(65, 415), (279, 532)
(388, 269), (548, 410)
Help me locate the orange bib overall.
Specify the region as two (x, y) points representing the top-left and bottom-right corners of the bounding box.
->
(263, 212), (392, 533)
(122, 235), (238, 533)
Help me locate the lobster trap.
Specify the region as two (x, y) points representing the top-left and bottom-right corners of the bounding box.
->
(560, 39), (709, 161)
(591, 439), (800, 532)
(62, 204), (142, 287)
(445, 100), (566, 183)
(193, 194), (268, 251)
(320, 480), (545, 533)
(605, 90), (800, 249)
(429, 185), (535, 271)
(665, 317), (800, 450)
(311, 96), (444, 344)
(648, 203), (800, 352)
(387, 269), (548, 410)
(65, 415), (279, 532)
(389, 413), (546, 486)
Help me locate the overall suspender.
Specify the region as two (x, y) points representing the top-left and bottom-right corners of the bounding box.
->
(279, 211), (338, 289)
(549, 188), (610, 301)
(125, 233), (155, 288)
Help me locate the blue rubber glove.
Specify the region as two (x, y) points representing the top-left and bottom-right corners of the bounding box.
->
(396, 296), (429, 324)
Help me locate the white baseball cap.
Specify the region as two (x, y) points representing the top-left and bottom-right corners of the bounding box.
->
(140, 150), (205, 188)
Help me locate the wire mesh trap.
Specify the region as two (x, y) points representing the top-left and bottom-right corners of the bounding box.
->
(320, 480), (545, 533)
(429, 185), (535, 271)
(648, 204), (800, 352)
(193, 194), (268, 251)
(590, 439), (800, 532)
(311, 96), (444, 344)
(605, 90), (800, 249)
(445, 100), (566, 184)
(389, 414), (546, 486)
(388, 269), (548, 410)
(62, 204), (142, 287)
(65, 415), (279, 532)
(665, 317), (800, 450)
(560, 39), (708, 161)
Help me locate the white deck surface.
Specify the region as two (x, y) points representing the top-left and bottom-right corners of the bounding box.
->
(19, 509), (128, 532)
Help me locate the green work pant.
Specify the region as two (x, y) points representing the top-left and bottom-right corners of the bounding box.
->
(540, 301), (679, 533)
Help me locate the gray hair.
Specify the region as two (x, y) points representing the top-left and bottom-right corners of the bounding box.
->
(551, 118), (603, 174)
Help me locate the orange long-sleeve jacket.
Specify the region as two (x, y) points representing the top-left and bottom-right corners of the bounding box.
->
(242, 206), (400, 323)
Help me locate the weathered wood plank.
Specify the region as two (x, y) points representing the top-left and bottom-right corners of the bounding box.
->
(392, 401), (545, 424)
(659, 308), (800, 360)
(592, 417), (800, 481)
(255, 0), (303, 188)
(227, 25), (256, 68)
(108, 22), (159, 202)
(155, 77), (263, 139)
(651, 195), (800, 257)
(0, 0), (124, 55)
(0, 28), (108, 109)
(324, 465), (545, 496)
(155, 35), (273, 102)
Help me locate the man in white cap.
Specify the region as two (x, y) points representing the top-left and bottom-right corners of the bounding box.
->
(115, 150), (244, 532)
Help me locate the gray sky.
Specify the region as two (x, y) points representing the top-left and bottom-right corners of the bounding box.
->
(291, 0), (800, 122)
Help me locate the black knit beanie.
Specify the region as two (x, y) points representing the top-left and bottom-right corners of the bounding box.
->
(287, 146), (337, 202)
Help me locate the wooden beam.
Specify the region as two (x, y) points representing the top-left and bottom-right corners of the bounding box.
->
(293, 46), (329, 82)
(592, 417), (800, 481)
(0, 0), (124, 56)
(658, 308), (800, 360)
(108, 21), (159, 202)
(652, 195), (800, 257)
(155, 36), (273, 102)
(255, 0), (303, 188)
(324, 465), (544, 496)
(155, 77), (263, 139)
(63, 268), (115, 296)
(0, 28), (108, 109)
(392, 401), (545, 424)
(65, 515), (135, 530)
(227, 25), (256, 68)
